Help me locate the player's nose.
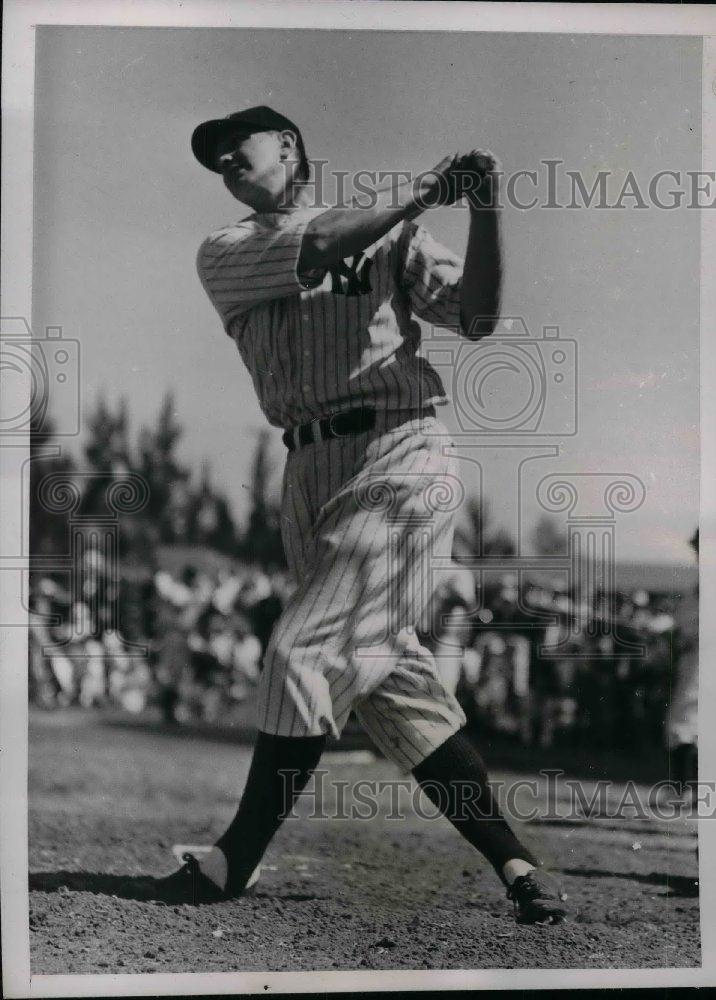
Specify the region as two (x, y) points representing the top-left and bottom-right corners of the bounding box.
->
(217, 151), (238, 172)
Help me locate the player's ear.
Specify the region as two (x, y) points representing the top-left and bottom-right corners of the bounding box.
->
(278, 129), (298, 161)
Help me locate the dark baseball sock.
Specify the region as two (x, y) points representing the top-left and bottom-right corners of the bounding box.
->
(672, 741), (698, 795)
(412, 729), (540, 883)
(215, 731), (326, 892)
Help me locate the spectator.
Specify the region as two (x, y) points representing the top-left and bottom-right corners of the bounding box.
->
(27, 555), (699, 777)
(247, 575), (285, 660)
(666, 529), (699, 800)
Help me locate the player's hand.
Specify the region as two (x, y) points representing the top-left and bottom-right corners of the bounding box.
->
(452, 150), (501, 209)
(414, 151), (501, 209)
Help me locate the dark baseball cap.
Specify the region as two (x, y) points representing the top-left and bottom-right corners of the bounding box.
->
(191, 105), (306, 173)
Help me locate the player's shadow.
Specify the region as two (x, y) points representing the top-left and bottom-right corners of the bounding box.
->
(527, 817), (698, 835)
(30, 870), (166, 901)
(563, 867), (699, 898)
(29, 870), (327, 904)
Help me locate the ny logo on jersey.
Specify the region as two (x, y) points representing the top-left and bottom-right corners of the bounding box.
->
(329, 253), (373, 296)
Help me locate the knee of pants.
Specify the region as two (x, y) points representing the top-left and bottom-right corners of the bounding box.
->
(355, 684), (466, 773)
(258, 646), (339, 739)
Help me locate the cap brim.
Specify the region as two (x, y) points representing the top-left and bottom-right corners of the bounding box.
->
(191, 119), (251, 173)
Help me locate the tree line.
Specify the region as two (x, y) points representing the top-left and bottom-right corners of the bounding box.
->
(30, 392), (285, 570)
(30, 394), (565, 570)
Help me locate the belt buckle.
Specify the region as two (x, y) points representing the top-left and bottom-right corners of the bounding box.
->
(292, 426), (301, 450)
(329, 412), (353, 438)
(310, 418), (322, 445)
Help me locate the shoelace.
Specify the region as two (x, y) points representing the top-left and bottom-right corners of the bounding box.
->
(181, 852), (206, 905)
(182, 852), (200, 872)
(181, 852), (202, 891)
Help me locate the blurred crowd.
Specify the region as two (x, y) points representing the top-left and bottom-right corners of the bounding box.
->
(425, 572), (684, 754)
(28, 549), (291, 725)
(28, 550), (693, 753)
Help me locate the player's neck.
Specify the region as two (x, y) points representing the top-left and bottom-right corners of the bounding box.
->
(242, 171), (314, 215)
(282, 183), (316, 211)
(261, 181), (314, 214)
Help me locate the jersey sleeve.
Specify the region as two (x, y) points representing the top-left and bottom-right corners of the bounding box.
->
(196, 214), (326, 330)
(399, 221), (464, 330)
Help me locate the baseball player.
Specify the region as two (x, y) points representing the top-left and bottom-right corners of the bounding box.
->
(666, 529), (699, 802)
(135, 106), (567, 924)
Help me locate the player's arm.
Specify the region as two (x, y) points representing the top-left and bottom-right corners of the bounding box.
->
(458, 151), (503, 339)
(298, 156), (456, 272)
(397, 150), (502, 342)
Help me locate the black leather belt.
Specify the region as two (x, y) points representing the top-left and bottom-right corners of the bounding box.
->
(282, 406), (435, 451)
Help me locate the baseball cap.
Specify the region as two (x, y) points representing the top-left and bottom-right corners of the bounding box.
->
(191, 105), (306, 173)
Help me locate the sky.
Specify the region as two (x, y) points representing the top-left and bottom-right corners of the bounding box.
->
(31, 27), (701, 564)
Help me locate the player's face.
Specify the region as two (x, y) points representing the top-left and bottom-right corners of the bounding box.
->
(215, 129), (287, 204)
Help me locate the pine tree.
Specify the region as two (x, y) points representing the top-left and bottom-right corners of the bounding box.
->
(189, 460), (237, 553)
(532, 514), (566, 556)
(455, 496), (516, 558)
(29, 412), (77, 558)
(137, 392), (190, 543)
(84, 392), (131, 476)
(240, 429), (286, 568)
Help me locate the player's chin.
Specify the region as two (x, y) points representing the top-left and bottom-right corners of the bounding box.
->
(223, 174), (251, 201)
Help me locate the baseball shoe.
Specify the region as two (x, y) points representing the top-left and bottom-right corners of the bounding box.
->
(506, 869), (568, 925)
(123, 847), (260, 905)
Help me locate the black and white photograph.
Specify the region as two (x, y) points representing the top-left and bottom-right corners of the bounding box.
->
(1, 1), (715, 995)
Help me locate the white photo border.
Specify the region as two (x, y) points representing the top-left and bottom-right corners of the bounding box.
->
(2, 1), (715, 996)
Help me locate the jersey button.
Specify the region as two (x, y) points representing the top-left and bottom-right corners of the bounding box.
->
(302, 384), (311, 392)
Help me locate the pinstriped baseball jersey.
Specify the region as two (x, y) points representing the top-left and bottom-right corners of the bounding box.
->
(196, 208), (464, 429)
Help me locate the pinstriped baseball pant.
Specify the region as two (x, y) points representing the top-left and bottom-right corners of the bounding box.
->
(258, 413), (467, 772)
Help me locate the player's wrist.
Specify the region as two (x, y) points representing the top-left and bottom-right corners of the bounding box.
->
(466, 175), (501, 211)
(410, 167), (454, 212)
(468, 199), (501, 215)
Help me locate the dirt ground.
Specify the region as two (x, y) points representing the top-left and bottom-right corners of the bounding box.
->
(28, 709), (700, 974)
